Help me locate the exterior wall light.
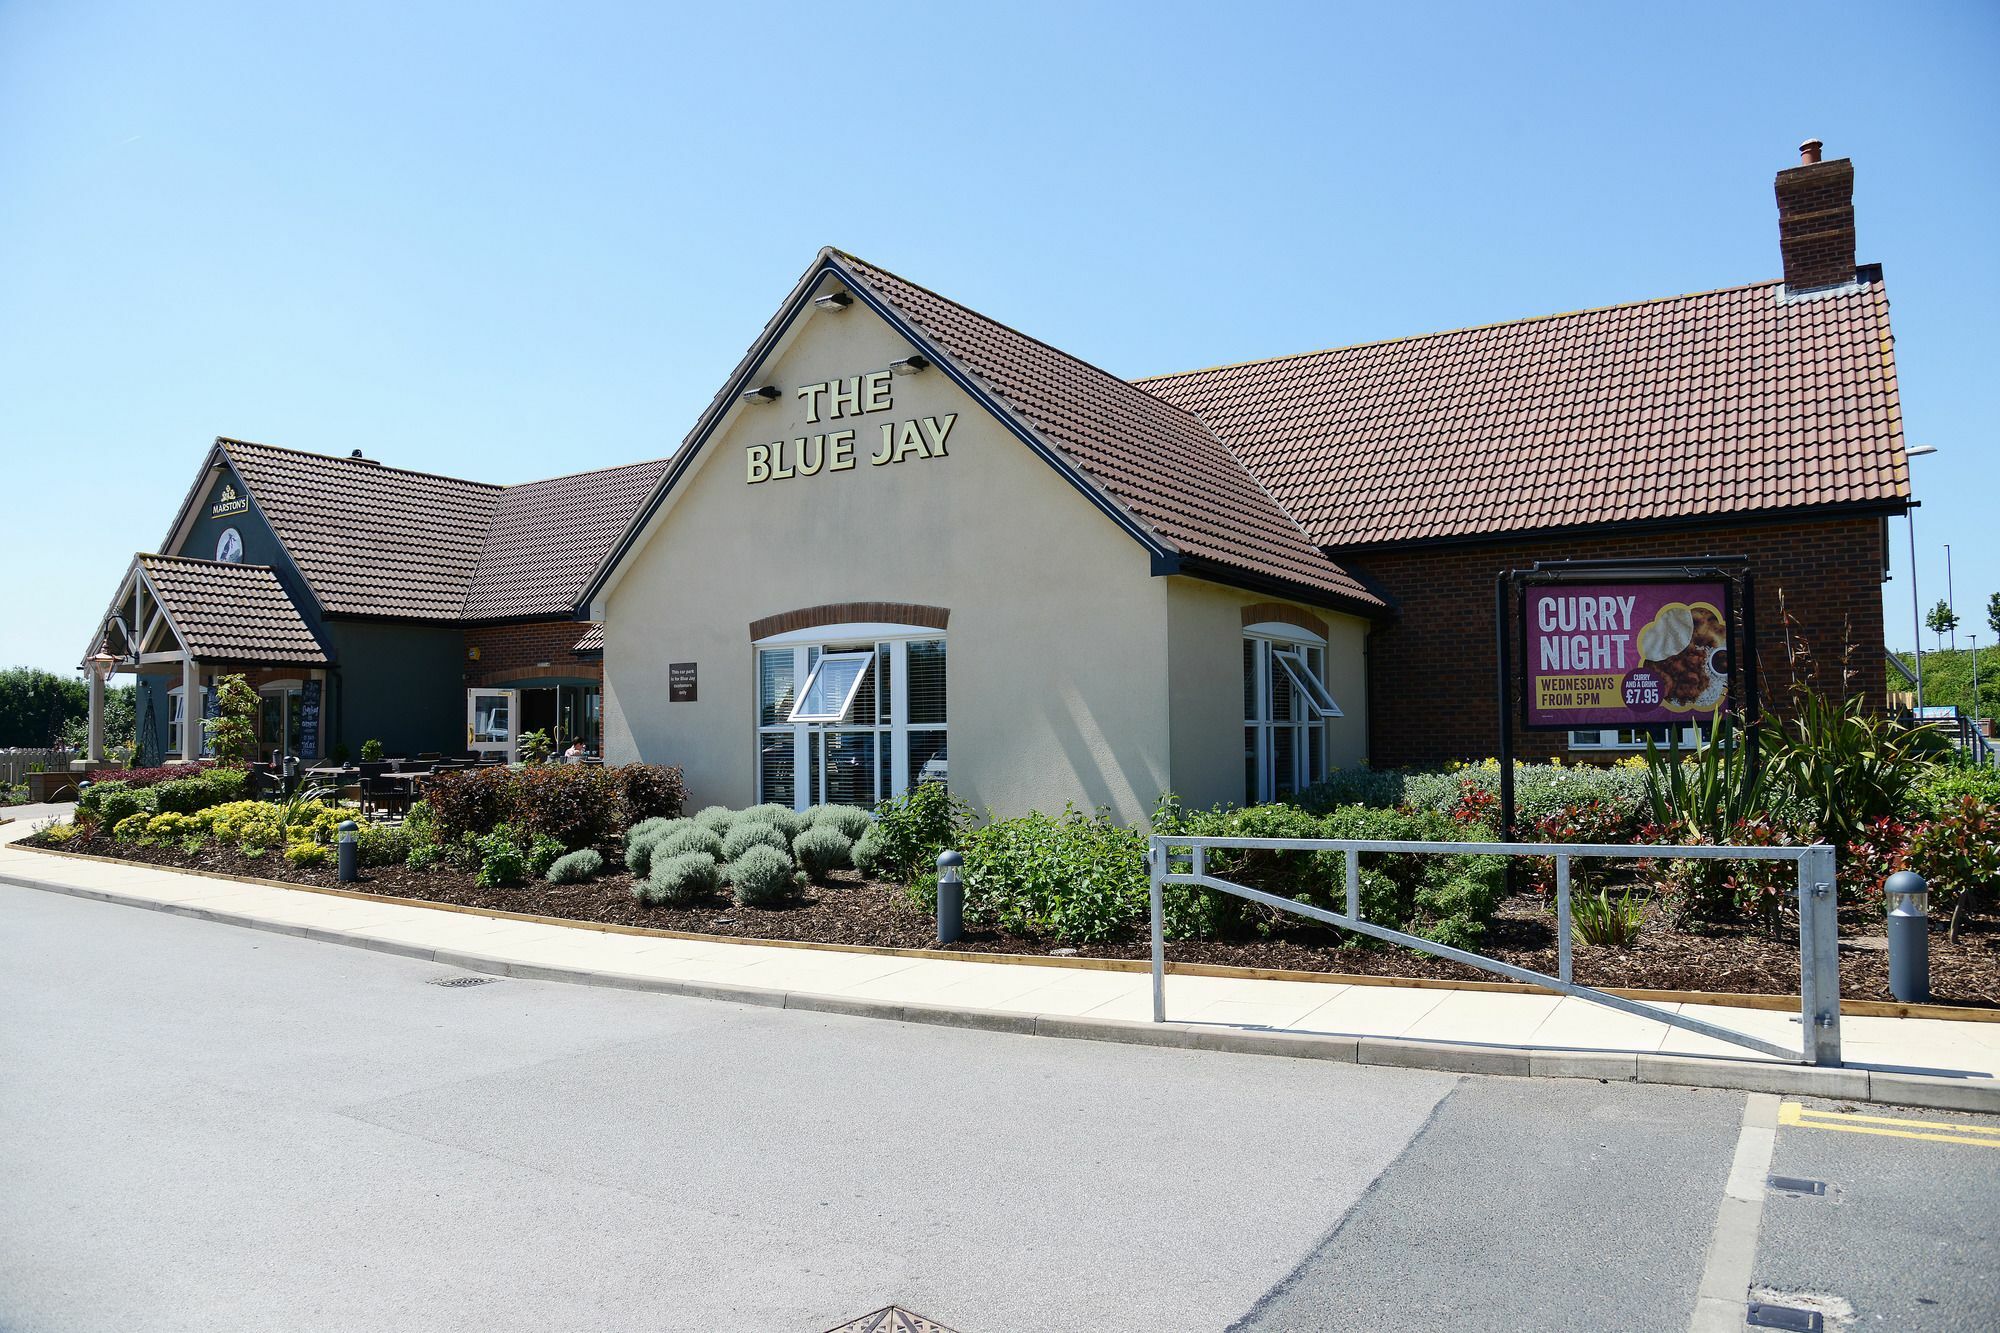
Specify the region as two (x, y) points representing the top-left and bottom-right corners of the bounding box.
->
(739, 386), (781, 404)
(889, 354), (930, 376)
(812, 291), (854, 310)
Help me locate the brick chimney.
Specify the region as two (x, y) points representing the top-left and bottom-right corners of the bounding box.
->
(1774, 138), (1857, 292)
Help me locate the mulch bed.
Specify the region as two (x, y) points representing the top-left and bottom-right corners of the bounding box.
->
(30, 832), (2000, 1009)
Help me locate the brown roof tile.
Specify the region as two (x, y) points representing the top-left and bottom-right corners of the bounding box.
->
(139, 555), (328, 664)
(214, 439), (668, 623)
(1138, 276), (1910, 547)
(833, 253), (1385, 610)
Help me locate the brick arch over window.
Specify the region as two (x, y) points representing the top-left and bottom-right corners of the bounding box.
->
(749, 601), (950, 641)
(1240, 602), (1328, 639)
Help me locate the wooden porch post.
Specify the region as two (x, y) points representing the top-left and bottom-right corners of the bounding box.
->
(87, 662), (106, 763)
(182, 656), (201, 761)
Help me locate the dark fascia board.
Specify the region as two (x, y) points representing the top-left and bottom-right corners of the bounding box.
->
(1328, 498), (1911, 558)
(573, 251), (1180, 616)
(1169, 552), (1398, 621)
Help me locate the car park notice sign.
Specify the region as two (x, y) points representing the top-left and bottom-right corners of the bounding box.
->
(1522, 581), (1731, 730)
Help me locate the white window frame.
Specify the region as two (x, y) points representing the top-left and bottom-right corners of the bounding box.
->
(167, 686), (185, 757)
(1567, 725), (1703, 751)
(1244, 623), (1337, 805)
(756, 623), (945, 811)
(787, 651), (875, 724)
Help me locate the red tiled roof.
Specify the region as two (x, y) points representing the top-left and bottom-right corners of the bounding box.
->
(139, 555), (328, 664)
(211, 439), (669, 623)
(463, 458), (673, 621)
(833, 253), (1385, 610)
(1139, 276), (1910, 548)
(220, 439), (498, 620)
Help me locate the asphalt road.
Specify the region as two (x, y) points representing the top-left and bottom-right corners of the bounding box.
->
(2, 887), (1994, 1333)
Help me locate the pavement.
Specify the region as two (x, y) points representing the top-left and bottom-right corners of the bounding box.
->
(3, 886), (1995, 1332)
(2, 817), (1998, 1112)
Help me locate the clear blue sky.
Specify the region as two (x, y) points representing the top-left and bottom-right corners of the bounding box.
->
(2, 1), (1995, 674)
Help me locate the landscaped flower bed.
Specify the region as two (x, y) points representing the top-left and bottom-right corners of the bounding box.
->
(25, 670), (2000, 1011)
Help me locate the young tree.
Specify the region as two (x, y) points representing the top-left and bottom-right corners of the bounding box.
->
(1926, 598), (1959, 652)
(203, 673), (261, 763)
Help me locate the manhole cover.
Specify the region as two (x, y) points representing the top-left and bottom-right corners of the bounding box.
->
(824, 1307), (963, 1333)
(427, 976), (499, 988)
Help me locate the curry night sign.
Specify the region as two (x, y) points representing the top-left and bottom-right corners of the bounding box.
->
(745, 367), (957, 484)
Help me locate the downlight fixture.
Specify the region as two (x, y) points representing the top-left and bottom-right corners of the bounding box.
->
(812, 290), (854, 311)
(738, 385), (781, 404)
(889, 354), (930, 376)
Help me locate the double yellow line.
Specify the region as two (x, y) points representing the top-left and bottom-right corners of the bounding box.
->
(1779, 1101), (2000, 1149)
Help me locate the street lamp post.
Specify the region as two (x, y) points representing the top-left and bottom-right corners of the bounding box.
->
(1905, 445), (1937, 711)
(1945, 542), (1957, 654)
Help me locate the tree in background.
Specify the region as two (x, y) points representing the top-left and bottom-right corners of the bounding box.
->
(56, 683), (136, 754)
(203, 674), (261, 763)
(1988, 590), (1999, 639)
(1926, 598), (1959, 653)
(0, 668), (87, 748)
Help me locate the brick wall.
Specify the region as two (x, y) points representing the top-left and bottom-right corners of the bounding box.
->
(463, 619), (603, 686)
(1347, 515), (1890, 768)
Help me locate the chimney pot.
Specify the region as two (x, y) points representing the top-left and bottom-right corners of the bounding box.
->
(350, 449), (365, 459)
(1800, 138), (1824, 165)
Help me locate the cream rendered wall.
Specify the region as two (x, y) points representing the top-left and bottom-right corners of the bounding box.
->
(600, 300), (1174, 823)
(1164, 577), (1371, 811)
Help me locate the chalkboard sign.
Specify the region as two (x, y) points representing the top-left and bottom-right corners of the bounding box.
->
(669, 662), (697, 702)
(300, 680), (322, 761)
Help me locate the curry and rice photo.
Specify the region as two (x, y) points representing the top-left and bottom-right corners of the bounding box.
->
(1635, 601), (1728, 710)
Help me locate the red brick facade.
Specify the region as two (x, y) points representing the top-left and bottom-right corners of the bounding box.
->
(463, 619), (602, 687)
(1348, 514), (1891, 768)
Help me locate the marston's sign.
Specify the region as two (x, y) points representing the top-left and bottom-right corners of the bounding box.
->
(210, 483), (250, 518)
(746, 368), (956, 484)
(1522, 581), (1731, 730)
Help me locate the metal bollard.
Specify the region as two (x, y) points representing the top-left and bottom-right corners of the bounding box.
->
(1885, 870), (1930, 1004)
(936, 849), (964, 944)
(337, 820), (359, 883)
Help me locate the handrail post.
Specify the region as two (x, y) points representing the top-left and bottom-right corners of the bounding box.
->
(1797, 844), (1842, 1066)
(1555, 854), (1573, 985)
(1344, 848), (1360, 923)
(1148, 839), (1166, 1023)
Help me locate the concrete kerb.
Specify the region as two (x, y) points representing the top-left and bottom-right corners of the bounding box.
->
(6, 869), (1998, 1114)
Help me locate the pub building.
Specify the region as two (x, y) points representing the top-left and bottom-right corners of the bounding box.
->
(83, 142), (1910, 824)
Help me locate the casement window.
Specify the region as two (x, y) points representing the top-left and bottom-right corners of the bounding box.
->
(167, 687), (185, 757)
(1567, 726), (1702, 751)
(1244, 626), (1341, 805)
(757, 627), (947, 811)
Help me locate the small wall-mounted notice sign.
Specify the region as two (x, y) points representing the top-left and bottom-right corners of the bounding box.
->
(669, 662), (697, 702)
(1522, 581), (1731, 729)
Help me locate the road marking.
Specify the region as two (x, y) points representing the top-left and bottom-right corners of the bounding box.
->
(1689, 1092), (1781, 1333)
(1778, 1101), (2000, 1149)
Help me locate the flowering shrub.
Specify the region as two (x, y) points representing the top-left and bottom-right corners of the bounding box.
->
(1908, 796), (2000, 935)
(420, 763), (683, 849)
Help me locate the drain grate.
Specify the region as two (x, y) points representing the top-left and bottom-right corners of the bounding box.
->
(1747, 1303), (1824, 1332)
(1767, 1175), (1828, 1196)
(427, 975), (499, 988)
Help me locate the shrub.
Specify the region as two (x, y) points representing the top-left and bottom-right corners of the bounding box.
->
(420, 767), (514, 843)
(693, 805), (736, 836)
(524, 832), (567, 879)
(1296, 768), (1414, 812)
(1759, 684), (1949, 846)
(359, 738), (384, 762)
(793, 824), (852, 883)
(729, 843), (796, 906)
(1913, 764), (2000, 821)
(614, 763), (688, 825)
(1397, 761), (1654, 830)
(510, 766), (622, 849)
(658, 824), (725, 862)
(141, 811), (202, 845)
(1572, 887), (1645, 947)
(1909, 795), (2000, 939)
(624, 817), (692, 877)
(284, 841), (331, 869)
(851, 823), (888, 879)
(645, 851), (721, 906)
(356, 822), (411, 868)
(546, 848), (604, 884)
(153, 768), (248, 815)
(203, 674), (259, 763)
(627, 815), (685, 846)
(740, 802), (806, 841)
(92, 784), (151, 828)
(722, 819), (790, 862)
(808, 803), (873, 842)
(78, 765), (199, 792)
(866, 782), (971, 882)
(962, 805), (1149, 944)
(474, 829), (527, 887)
(112, 811), (152, 842)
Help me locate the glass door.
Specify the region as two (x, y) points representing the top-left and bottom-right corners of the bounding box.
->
(466, 689), (517, 761)
(259, 685), (303, 762)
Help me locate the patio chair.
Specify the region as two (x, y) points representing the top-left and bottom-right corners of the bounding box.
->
(417, 752), (443, 762)
(361, 774), (410, 820)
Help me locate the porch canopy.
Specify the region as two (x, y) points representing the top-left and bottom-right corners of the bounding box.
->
(84, 554), (328, 761)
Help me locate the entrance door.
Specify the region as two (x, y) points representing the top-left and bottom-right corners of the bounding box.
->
(466, 689), (517, 761)
(259, 684), (304, 762)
